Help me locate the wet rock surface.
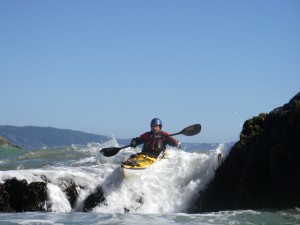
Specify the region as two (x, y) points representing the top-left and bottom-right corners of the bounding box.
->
(0, 178), (47, 212)
(193, 92), (300, 212)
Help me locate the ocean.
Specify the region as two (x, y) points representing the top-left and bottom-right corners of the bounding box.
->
(0, 139), (299, 224)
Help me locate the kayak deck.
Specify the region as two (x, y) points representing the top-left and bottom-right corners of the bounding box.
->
(121, 154), (157, 169)
(121, 152), (167, 178)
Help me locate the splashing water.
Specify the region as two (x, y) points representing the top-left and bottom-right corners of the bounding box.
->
(0, 140), (230, 214)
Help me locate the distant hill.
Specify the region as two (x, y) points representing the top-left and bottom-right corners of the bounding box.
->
(0, 126), (112, 150)
(0, 125), (227, 151)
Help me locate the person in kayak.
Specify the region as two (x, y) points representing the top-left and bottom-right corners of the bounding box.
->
(129, 118), (181, 158)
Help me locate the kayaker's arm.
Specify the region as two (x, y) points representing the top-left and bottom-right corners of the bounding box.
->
(130, 133), (148, 148)
(162, 132), (180, 148)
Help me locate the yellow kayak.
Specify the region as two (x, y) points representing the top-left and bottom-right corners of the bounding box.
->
(121, 152), (167, 178)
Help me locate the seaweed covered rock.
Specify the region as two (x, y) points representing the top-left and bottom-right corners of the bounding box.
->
(193, 92), (300, 212)
(0, 178), (47, 212)
(63, 181), (79, 209)
(83, 186), (105, 212)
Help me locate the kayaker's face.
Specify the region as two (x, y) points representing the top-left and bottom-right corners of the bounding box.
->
(151, 125), (161, 133)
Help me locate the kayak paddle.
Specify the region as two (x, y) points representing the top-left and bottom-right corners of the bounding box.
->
(100, 123), (201, 157)
(169, 123), (201, 136)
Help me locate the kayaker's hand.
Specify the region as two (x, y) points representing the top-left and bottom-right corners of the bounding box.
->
(130, 139), (137, 148)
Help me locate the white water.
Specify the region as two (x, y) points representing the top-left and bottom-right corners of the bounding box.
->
(0, 140), (230, 214)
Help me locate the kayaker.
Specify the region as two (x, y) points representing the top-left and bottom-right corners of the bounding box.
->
(129, 118), (181, 158)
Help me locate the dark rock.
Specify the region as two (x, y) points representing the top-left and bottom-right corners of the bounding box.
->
(0, 182), (12, 212)
(62, 180), (79, 209)
(0, 136), (11, 145)
(193, 92), (300, 212)
(0, 177), (103, 212)
(0, 178), (47, 212)
(83, 186), (105, 212)
(0, 136), (21, 149)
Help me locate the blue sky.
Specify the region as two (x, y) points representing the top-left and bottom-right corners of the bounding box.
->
(0, 0), (299, 143)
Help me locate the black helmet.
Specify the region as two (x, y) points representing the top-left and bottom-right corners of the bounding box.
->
(150, 118), (162, 129)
